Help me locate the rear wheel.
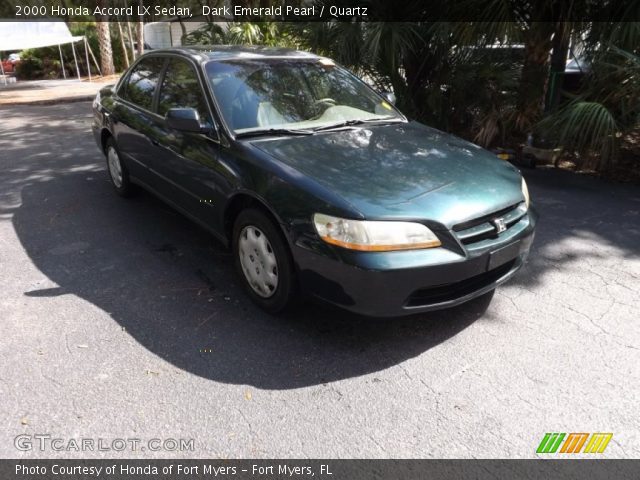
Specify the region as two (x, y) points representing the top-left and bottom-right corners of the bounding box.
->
(233, 208), (296, 313)
(105, 137), (135, 197)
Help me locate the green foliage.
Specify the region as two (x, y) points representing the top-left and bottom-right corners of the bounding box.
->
(14, 53), (44, 80)
(227, 23), (269, 46)
(452, 49), (521, 147)
(182, 23), (226, 45)
(540, 101), (619, 166)
(539, 48), (640, 169)
(183, 22), (298, 48)
(12, 22), (127, 80)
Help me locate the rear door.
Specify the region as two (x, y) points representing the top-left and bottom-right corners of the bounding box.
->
(112, 56), (166, 185)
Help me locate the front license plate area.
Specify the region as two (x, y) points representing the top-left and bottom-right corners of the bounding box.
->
(488, 240), (521, 271)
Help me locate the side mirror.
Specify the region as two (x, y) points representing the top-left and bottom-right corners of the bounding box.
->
(166, 108), (205, 133)
(381, 91), (396, 105)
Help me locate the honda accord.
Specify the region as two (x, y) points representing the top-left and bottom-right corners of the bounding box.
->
(92, 46), (537, 316)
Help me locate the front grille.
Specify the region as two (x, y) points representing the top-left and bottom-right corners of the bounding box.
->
(405, 259), (517, 307)
(453, 203), (527, 245)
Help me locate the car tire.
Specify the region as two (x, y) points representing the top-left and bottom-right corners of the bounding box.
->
(105, 137), (135, 197)
(233, 208), (296, 313)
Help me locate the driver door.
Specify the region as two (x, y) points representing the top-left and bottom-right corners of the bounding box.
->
(147, 57), (227, 233)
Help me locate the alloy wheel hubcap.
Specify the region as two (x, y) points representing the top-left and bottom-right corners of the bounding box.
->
(238, 226), (278, 298)
(107, 146), (123, 188)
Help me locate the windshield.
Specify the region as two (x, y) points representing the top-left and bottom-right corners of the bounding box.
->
(205, 58), (404, 134)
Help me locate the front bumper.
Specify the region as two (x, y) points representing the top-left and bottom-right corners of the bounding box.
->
(294, 208), (537, 317)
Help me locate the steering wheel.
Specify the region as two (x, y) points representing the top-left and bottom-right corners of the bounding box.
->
(314, 98), (337, 107)
(310, 98), (337, 120)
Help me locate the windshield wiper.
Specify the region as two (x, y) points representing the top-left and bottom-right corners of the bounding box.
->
(236, 128), (314, 138)
(312, 117), (404, 132)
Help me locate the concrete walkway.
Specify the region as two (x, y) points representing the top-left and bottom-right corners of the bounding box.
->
(0, 76), (118, 106)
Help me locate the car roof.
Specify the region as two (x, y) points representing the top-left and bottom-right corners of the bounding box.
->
(148, 45), (321, 63)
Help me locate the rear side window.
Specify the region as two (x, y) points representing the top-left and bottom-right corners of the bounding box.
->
(157, 58), (211, 125)
(120, 57), (165, 110)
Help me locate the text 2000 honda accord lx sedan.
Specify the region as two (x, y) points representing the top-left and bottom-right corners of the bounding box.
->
(92, 46), (537, 317)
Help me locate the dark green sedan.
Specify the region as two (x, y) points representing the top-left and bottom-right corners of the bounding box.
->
(92, 46), (536, 317)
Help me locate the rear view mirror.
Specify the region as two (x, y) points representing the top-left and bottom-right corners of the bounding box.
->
(381, 92), (396, 105)
(166, 108), (205, 133)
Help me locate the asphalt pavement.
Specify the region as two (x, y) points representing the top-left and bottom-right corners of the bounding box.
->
(0, 102), (639, 458)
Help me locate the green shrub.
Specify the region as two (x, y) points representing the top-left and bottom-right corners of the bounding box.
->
(15, 53), (44, 80)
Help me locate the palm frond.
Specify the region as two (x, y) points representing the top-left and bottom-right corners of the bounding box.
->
(539, 100), (619, 167)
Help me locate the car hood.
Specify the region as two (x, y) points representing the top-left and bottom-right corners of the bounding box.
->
(250, 121), (524, 229)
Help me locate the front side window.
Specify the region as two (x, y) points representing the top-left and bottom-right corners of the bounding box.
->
(205, 59), (403, 133)
(157, 58), (211, 125)
(120, 56), (165, 110)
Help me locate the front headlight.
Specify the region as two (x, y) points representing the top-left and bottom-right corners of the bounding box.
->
(313, 213), (441, 251)
(521, 177), (530, 208)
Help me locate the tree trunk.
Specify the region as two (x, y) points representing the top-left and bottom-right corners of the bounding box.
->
(516, 22), (555, 134)
(121, 0), (136, 61)
(546, 21), (571, 113)
(95, 3), (115, 76)
(137, 0), (144, 56)
(177, 18), (187, 46)
(117, 21), (130, 68)
(125, 20), (136, 60)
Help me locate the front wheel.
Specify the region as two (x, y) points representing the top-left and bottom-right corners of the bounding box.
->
(233, 208), (296, 313)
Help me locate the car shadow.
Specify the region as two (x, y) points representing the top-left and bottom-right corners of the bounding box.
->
(13, 169), (492, 390)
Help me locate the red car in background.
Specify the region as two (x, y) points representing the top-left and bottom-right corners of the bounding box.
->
(1, 60), (15, 73)
(1, 54), (20, 74)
